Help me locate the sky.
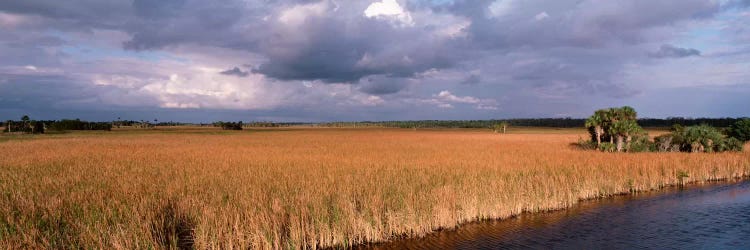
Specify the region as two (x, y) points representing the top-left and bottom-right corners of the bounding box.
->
(0, 0), (749, 122)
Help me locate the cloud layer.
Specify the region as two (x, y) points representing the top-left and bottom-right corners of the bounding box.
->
(1, 0), (748, 121)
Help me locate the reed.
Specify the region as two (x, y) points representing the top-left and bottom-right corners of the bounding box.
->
(0, 128), (748, 249)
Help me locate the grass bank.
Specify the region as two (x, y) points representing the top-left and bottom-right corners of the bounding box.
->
(0, 128), (748, 249)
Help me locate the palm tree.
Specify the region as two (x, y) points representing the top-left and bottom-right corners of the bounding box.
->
(619, 106), (637, 120)
(585, 110), (607, 145)
(611, 120), (640, 152)
(21, 115), (30, 133)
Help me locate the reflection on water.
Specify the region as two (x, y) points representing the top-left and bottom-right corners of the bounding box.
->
(364, 181), (750, 249)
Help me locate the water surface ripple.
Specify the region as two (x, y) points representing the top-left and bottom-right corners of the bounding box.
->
(365, 181), (750, 250)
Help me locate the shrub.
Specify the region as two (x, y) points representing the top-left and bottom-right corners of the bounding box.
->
(654, 134), (675, 152)
(215, 121), (243, 130)
(718, 137), (744, 152)
(32, 121), (45, 134)
(3, 119), (40, 134)
(656, 124), (742, 153)
(680, 125), (725, 153)
(48, 119), (112, 131)
(728, 118), (750, 142)
(627, 133), (653, 152)
(598, 142), (616, 152)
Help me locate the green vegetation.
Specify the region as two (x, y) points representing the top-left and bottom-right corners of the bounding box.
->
(3, 115), (45, 134)
(655, 124), (744, 153)
(3, 116), (112, 134)
(584, 106), (648, 152)
(493, 121), (509, 133)
(214, 121), (244, 130)
(47, 119), (112, 131)
(728, 118), (750, 142)
(585, 108), (746, 153)
(314, 117), (747, 129)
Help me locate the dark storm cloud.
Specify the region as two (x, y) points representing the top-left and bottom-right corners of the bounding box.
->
(0, 0), (133, 31)
(2, 0), (462, 83)
(132, 0), (187, 19)
(408, 0), (721, 100)
(0, 0), (720, 83)
(0, 0), (128, 20)
(356, 75), (409, 95)
(461, 74), (481, 85)
(1, 0), (748, 121)
(0, 31), (67, 68)
(220, 67), (249, 77)
(649, 44), (701, 58)
(430, 0), (720, 49)
(123, 0), (250, 50)
(250, 6), (462, 83)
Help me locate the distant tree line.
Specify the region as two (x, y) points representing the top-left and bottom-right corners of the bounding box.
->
(3, 115), (45, 134)
(111, 119), (189, 128)
(493, 121), (509, 133)
(314, 117), (748, 129)
(582, 107), (748, 153)
(637, 117), (744, 128)
(214, 121), (244, 130)
(47, 119), (113, 131)
(316, 119), (583, 128)
(245, 122), (282, 127)
(3, 116), (112, 134)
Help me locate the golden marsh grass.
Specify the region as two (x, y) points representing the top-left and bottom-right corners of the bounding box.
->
(1, 128), (748, 249)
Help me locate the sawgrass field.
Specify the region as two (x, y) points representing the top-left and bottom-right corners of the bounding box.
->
(1, 127), (748, 249)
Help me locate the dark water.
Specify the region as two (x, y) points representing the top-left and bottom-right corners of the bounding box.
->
(365, 181), (750, 250)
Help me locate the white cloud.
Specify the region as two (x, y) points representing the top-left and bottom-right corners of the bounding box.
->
(431, 16), (471, 38)
(162, 102), (200, 109)
(364, 0), (414, 26)
(278, 1), (330, 27)
(535, 11), (549, 21)
(138, 66), (269, 109)
(488, 0), (516, 18)
(362, 95), (384, 106)
(2, 0), (746, 120)
(476, 104), (499, 110)
(436, 90), (480, 104)
(423, 91), (499, 110)
(49, 52), (286, 110)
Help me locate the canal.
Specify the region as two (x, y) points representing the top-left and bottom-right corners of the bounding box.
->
(366, 181), (750, 249)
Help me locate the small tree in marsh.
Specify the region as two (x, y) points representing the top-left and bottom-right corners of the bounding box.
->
(21, 115), (31, 133)
(728, 118), (750, 142)
(654, 124), (742, 153)
(494, 121), (509, 133)
(681, 125), (727, 153)
(610, 120), (644, 152)
(586, 106), (645, 152)
(585, 110), (607, 145)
